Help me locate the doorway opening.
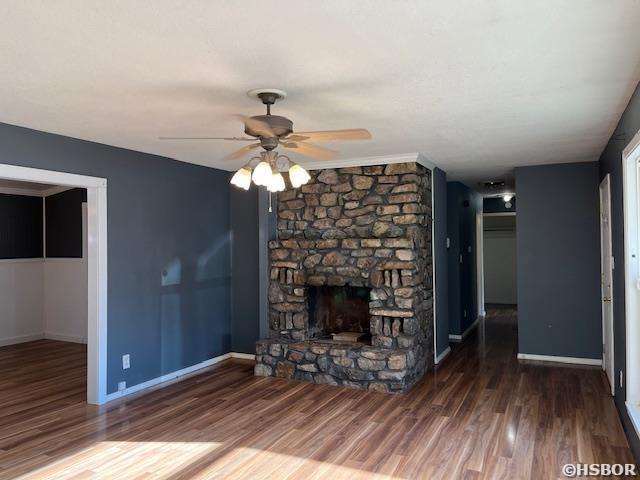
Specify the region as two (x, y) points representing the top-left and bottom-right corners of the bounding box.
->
(483, 213), (517, 307)
(0, 164), (107, 405)
(482, 207), (517, 352)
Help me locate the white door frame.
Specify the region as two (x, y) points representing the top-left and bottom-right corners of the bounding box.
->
(0, 164), (108, 405)
(476, 212), (485, 317)
(599, 174), (615, 395)
(623, 130), (640, 434)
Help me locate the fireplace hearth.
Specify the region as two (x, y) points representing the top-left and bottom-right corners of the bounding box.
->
(255, 162), (434, 393)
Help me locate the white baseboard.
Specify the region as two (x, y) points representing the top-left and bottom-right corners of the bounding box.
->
(435, 346), (451, 364)
(0, 333), (44, 347)
(44, 332), (86, 344)
(517, 353), (602, 366)
(231, 352), (255, 360)
(105, 351), (254, 403)
(448, 316), (481, 343)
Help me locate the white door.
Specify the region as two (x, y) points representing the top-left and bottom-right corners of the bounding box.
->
(600, 174), (615, 395)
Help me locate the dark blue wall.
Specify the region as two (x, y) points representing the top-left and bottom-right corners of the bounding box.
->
(598, 81), (640, 461)
(0, 122), (232, 394)
(230, 187), (260, 354)
(433, 169), (449, 356)
(446, 181), (482, 336)
(0, 193), (43, 259)
(483, 197), (516, 214)
(45, 188), (86, 258)
(515, 162), (601, 359)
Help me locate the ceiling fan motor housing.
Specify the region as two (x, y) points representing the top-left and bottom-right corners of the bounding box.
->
(259, 136), (279, 151)
(246, 114), (293, 138)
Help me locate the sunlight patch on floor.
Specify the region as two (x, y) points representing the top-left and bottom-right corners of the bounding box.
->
(18, 441), (223, 479)
(17, 442), (402, 480)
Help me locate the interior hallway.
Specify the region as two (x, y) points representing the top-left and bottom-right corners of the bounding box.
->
(0, 308), (634, 479)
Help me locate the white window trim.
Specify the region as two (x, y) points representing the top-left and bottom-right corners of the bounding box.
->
(0, 164), (108, 405)
(622, 130), (640, 436)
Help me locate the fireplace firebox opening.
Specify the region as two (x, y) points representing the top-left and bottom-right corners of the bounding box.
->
(307, 285), (371, 342)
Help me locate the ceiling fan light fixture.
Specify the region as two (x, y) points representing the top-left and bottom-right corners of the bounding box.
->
(267, 172), (286, 192)
(289, 163), (311, 188)
(230, 167), (252, 190)
(252, 161), (273, 186)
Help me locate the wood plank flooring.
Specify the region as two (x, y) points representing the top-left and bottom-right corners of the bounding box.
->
(0, 306), (635, 479)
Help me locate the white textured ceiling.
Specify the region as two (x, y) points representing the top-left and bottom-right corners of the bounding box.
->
(1, 1), (639, 191)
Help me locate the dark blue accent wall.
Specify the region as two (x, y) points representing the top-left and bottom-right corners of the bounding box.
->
(483, 197), (516, 214)
(515, 162), (601, 360)
(45, 188), (86, 258)
(446, 181), (482, 336)
(598, 81), (640, 461)
(230, 187), (261, 354)
(0, 122), (232, 394)
(433, 168), (449, 356)
(0, 193), (43, 259)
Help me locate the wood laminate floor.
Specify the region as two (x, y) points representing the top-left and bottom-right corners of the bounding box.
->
(0, 306), (635, 479)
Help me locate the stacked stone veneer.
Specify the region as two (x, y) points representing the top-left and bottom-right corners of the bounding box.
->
(255, 162), (434, 393)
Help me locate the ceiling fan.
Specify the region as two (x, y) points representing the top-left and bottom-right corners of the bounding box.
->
(160, 89), (372, 191)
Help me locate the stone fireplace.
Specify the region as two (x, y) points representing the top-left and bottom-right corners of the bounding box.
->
(255, 162), (434, 393)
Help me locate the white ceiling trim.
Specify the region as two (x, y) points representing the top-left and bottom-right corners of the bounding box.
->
(302, 152), (437, 171)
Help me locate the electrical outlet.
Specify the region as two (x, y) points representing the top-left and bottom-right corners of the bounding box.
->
(118, 381), (126, 392)
(122, 354), (130, 370)
(620, 370), (624, 388)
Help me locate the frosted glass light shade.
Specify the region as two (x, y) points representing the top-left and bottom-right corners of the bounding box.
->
(267, 172), (286, 192)
(252, 161), (273, 186)
(289, 164), (311, 188)
(230, 167), (252, 190)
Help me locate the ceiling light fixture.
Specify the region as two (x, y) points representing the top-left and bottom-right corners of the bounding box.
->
(267, 172), (286, 192)
(503, 194), (513, 202)
(289, 163), (311, 188)
(251, 160), (273, 186)
(230, 166), (252, 190)
(230, 150), (311, 191)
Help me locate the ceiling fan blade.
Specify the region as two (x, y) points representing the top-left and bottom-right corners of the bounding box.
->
(236, 114), (276, 138)
(159, 136), (255, 141)
(286, 129), (371, 143)
(281, 141), (337, 161)
(223, 143), (261, 160)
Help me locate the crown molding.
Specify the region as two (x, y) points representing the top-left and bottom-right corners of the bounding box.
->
(301, 152), (437, 171)
(416, 152), (437, 171)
